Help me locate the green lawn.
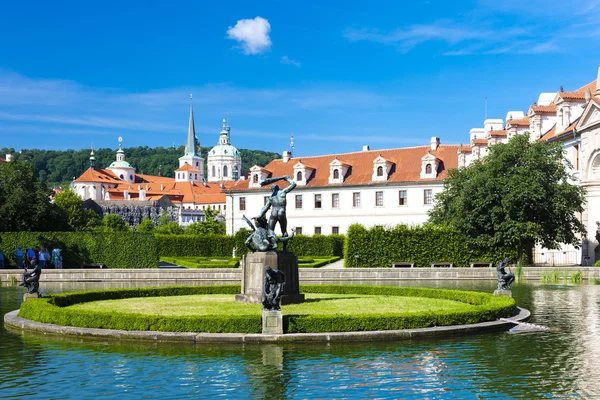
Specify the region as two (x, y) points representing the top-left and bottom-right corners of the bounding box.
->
(67, 293), (474, 317)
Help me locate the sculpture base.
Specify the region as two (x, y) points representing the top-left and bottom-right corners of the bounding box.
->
(23, 293), (41, 301)
(493, 289), (512, 297)
(262, 310), (284, 334)
(236, 251), (305, 305)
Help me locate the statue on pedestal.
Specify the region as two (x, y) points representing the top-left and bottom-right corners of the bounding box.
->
(496, 258), (515, 290)
(255, 176), (297, 249)
(19, 259), (42, 296)
(242, 215), (295, 252)
(262, 266), (286, 311)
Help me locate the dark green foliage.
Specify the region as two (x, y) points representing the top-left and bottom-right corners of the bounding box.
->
(18, 284), (515, 334)
(160, 256), (240, 268)
(429, 134), (586, 261)
(0, 160), (68, 231)
(0, 146), (280, 188)
(53, 188), (101, 231)
(101, 214), (131, 232)
(136, 218), (155, 232)
(0, 232), (158, 268)
(154, 222), (184, 235)
(184, 207), (226, 235)
(155, 233), (345, 258)
(344, 224), (514, 268)
(297, 256), (341, 268)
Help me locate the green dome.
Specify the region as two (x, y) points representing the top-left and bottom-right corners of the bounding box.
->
(108, 160), (134, 169)
(209, 144), (240, 157)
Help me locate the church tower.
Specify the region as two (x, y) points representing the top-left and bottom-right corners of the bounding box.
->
(207, 119), (242, 182)
(177, 95), (204, 180)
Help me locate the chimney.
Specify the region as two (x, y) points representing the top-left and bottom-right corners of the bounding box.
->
(124, 190), (130, 200)
(5, 154), (11, 162)
(362, 145), (370, 152)
(160, 184), (164, 191)
(282, 150), (291, 164)
(139, 189), (146, 201)
(430, 137), (440, 151)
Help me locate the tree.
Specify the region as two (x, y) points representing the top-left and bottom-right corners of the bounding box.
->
(185, 207), (226, 235)
(429, 133), (586, 262)
(154, 222), (184, 235)
(0, 160), (67, 231)
(136, 218), (155, 232)
(101, 214), (130, 232)
(53, 188), (101, 231)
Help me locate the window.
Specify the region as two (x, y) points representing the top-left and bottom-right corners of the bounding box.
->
(333, 169), (339, 179)
(129, 175), (133, 181)
(314, 194), (322, 209)
(332, 193), (339, 208)
(177, 173), (180, 179)
(194, 174), (197, 180)
(264, 196), (269, 205)
(377, 166), (383, 176)
(375, 191), (384, 207)
(196, 162), (199, 167)
(295, 194), (303, 209)
(295, 227), (303, 235)
(353, 192), (361, 207)
(332, 226), (340, 234)
(212, 166), (216, 177)
(120, 174), (124, 179)
(239, 197), (246, 211)
(314, 226), (322, 235)
(296, 171), (302, 181)
(425, 164), (432, 174)
(253, 174), (258, 183)
(424, 189), (433, 205)
(399, 190), (407, 206)
(223, 165), (228, 177)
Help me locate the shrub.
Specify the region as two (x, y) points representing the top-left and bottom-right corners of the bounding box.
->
(160, 256), (240, 268)
(344, 224), (516, 268)
(18, 284), (516, 334)
(594, 260), (600, 267)
(0, 232), (158, 268)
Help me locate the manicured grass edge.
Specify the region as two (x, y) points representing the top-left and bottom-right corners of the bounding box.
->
(18, 284), (516, 334)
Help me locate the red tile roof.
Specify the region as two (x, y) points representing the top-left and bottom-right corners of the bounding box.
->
(540, 126), (556, 141)
(506, 116), (530, 127)
(74, 168), (122, 183)
(575, 80), (596, 93)
(488, 130), (507, 137)
(228, 145), (462, 191)
(471, 139), (488, 145)
(175, 163), (201, 172)
(530, 104), (556, 113)
(557, 91), (586, 101)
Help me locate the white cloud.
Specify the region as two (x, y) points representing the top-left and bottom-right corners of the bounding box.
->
(226, 17), (272, 55)
(280, 56), (301, 67)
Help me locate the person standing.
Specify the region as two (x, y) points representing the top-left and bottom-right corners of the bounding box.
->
(15, 246), (23, 268)
(52, 248), (63, 269)
(38, 248), (46, 269)
(25, 247), (35, 266)
(0, 248), (4, 268)
(43, 248), (50, 267)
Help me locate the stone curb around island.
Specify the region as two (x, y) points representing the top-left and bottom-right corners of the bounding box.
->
(4, 307), (530, 344)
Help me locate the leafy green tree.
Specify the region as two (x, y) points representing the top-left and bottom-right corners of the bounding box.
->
(154, 222), (184, 235)
(101, 214), (130, 232)
(157, 210), (173, 227)
(0, 160), (67, 231)
(185, 207), (226, 235)
(136, 218), (155, 232)
(429, 133), (586, 261)
(53, 188), (101, 231)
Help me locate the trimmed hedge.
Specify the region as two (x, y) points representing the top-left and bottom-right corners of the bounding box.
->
(344, 224), (517, 268)
(298, 256), (341, 268)
(18, 284), (515, 334)
(156, 232), (345, 258)
(0, 232), (159, 269)
(160, 257), (240, 268)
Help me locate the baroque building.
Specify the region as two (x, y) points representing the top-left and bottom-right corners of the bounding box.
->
(207, 120), (242, 182)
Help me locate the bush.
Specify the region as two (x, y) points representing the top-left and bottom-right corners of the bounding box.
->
(0, 232), (158, 268)
(298, 256), (341, 268)
(594, 260), (600, 267)
(156, 233), (346, 258)
(160, 256), (240, 268)
(344, 224), (516, 268)
(18, 284), (516, 334)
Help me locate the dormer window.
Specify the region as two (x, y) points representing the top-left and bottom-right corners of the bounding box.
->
(420, 153), (440, 179)
(333, 169), (339, 179)
(371, 155), (393, 182)
(293, 161), (314, 186)
(329, 158), (350, 184)
(249, 165), (270, 188)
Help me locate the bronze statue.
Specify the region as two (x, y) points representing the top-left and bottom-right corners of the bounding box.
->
(256, 176), (297, 247)
(262, 266), (285, 311)
(19, 258), (42, 296)
(242, 215), (294, 252)
(496, 258), (515, 290)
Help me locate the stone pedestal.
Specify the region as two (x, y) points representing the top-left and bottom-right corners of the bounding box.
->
(235, 251), (305, 305)
(262, 310), (284, 334)
(23, 293), (41, 301)
(493, 289), (512, 297)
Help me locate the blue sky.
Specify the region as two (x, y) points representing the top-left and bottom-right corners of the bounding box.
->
(1, 0), (600, 157)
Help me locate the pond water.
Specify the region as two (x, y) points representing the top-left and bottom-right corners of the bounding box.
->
(1, 280), (599, 399)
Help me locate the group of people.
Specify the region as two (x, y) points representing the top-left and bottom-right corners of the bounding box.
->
(0, 246), (63, 269)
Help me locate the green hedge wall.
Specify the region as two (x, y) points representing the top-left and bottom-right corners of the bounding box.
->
(18, 284), (515, 334)
(0, 232), (159, 268)
(156, 232), (345, 258)
(344, 224), (516, 268)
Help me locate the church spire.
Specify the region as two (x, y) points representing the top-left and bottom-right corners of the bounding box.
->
(185, 94), (198, 156)
(89, 145), (96, 169)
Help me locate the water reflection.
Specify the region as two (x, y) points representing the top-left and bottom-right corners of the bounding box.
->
(1, 281), (599, 398)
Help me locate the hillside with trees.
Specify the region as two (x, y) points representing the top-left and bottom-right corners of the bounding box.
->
(0, 145), (280, 188)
